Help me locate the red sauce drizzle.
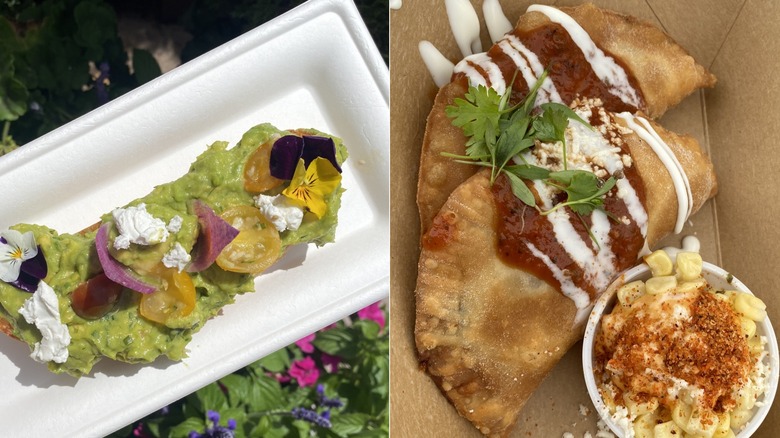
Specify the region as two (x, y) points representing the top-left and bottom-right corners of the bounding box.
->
(491, 119), (646, 299)
(452, 23), (644, 112)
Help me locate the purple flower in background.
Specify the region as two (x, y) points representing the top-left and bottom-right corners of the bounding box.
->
(317, 384), (345, 409)
(189, 410), (236, 438)
(289, 356), (320, 387)
(321, 353), (341, 373)
(295, 333), (316, 353)
(291, 407), (332, 428)
(358, 301), (385, 330)
(95, 62), (110, 105)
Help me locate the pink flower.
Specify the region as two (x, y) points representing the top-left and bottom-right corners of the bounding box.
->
(289, 356), (320, 387)
(267, 371), (291, 383)
(321, 353), (341, 373)
(295, 333), (316, 353)
(358, 301), (385, 330)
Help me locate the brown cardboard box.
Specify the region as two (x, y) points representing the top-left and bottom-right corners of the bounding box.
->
(390, 0), (779, 436)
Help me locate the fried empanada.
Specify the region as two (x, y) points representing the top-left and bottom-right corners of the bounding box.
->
(417, 3), (715, 234)
(415, 102), (717, 437)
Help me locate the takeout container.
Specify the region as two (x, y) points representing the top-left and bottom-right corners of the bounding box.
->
(582, 261), (780, 438)
(0, 0), (388, 436)
(390, 0), (780, 436)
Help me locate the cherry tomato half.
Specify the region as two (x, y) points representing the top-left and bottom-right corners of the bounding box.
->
(243, 138), (283, 193)
(71, 273), (123, 320)
(139, 267), (196, 324)
(216, 205), (281, 275)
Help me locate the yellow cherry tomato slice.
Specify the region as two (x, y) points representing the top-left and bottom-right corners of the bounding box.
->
(216, 205), (281, 274)
(243, 138), (284, 193)
(139, 267), (196, 324)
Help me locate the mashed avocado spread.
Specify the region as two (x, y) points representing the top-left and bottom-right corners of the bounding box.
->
(0, 123), (347, 376)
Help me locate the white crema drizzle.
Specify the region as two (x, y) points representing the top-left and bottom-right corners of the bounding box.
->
(518, 104), (647, 323)
(454, 53), (506, 94)
(526, 4), (642, 109)
(616, 113), (693, 234)
(420, 0), (512, 88)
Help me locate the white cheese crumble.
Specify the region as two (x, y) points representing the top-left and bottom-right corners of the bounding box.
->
(167, 215), (183, 233)
(112, 203), (169, 250)
(18, 281), (71, 364)
(254, 194), (304, 232)
(162, 242), (191, 272)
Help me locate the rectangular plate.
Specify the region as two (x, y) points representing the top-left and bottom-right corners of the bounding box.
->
(0, 0), (389, 435)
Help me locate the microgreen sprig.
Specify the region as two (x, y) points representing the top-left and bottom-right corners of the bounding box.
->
(444, 71), (615, 219)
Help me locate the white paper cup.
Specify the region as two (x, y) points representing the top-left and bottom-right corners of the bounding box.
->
(582, 261), (779, 437)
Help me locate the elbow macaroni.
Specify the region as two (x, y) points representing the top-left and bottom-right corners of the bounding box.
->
(598, 251), (769, 438)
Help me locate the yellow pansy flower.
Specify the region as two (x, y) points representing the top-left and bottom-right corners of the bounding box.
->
(282, 157), (342, 218)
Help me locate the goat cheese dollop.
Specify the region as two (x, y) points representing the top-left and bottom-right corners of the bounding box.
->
(112, 203), (169, 250)
(18, 281), (71, 364)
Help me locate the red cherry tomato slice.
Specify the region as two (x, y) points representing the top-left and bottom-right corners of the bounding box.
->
(70, 273), (123, 320)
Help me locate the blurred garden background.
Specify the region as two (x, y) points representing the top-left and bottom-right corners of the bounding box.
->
(0, 0), (388, 436)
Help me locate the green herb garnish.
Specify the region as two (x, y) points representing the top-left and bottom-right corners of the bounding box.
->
(444, 72), (615, 219)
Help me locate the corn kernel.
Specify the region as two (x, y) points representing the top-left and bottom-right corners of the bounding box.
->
(734, 293), (767, 322)
(677, 278), (707, 294)
(644, 250), (673, 276)
(739, 316), (757, 338)
(676, 252), (703, 281)
(617, 280), (645, 306)
(646, 276), (677, 295)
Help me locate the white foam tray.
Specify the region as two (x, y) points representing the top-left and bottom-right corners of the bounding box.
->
(0, 0), (389, 435)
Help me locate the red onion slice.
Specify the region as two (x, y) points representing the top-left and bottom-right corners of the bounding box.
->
(187, 200), (240, 272)
(95, 222), (156, 294)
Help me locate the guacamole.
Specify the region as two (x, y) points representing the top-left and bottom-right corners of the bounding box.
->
(0, 123), (347, 376)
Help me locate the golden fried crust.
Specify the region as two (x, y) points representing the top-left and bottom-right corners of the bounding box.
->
(416, 3), (716, 234)
(526, 3), (717, 119)
(415, 118), (717, 437)
(416, 170), (580, 438)
(618, 115), (717, 245)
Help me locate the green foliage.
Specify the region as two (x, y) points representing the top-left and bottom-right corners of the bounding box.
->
(444, 72), (617, 220)
(0, 0), (161, 145)
(108, 303), (389, 438)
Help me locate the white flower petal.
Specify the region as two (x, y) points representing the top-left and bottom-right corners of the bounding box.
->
(19, 231), (38, 260)
(0, 257), (21, 282)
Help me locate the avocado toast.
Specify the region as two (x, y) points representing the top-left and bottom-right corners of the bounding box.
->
(0, 123), (347, 377)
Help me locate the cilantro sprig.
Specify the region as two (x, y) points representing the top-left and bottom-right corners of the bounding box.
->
(444, 71), (615, 217)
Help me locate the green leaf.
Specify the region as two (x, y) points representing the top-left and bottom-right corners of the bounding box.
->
(493, 118), (531, 177)
(195, 382), (228, 412)
(73, 1), (117, 54)
(358, 320), (380, 340)
(132, 48), (162, 85)
(169, 417), (206, 438)
(445, 84), (502, 158)
(0, 75), (28, 121)
(313, 328), (357, 358)
(220, 373), (250, 407)
(331, 413), (371, 435)
(502, 170), (536, 207)
(257, 347), (291, 373)
(504, 164), (550, 181)
(539, 102), (591, 130)
(247, 374), (284, 411)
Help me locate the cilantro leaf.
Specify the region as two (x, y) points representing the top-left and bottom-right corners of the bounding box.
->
(502, 170), (536, 207)
(504, 164), (550, 180)
(446, 84), (502, 158)
(544, 171), (617, 216)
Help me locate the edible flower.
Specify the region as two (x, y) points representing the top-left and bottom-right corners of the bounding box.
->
(282, 157), (342, 219)
(0, 230), (47, 292)
(270, 135), (342, 180)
